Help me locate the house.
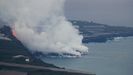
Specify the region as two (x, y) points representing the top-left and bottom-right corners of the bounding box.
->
(13, 55), (30, 62)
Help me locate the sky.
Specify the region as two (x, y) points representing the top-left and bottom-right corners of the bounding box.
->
(65, 0), (133, 27)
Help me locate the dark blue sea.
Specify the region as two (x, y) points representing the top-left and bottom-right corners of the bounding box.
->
(43, 37), (133, 75)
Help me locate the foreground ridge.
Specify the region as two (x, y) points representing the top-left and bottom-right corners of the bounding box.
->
(0, 61), (95, 75)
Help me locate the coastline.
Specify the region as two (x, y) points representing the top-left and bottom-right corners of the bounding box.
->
(1, 20), (133, 75)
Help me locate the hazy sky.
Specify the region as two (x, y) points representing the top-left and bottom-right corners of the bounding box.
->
(65, 0), (133, 27)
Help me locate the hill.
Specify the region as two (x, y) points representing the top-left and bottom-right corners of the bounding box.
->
(1, 20), (133, 75)
(70, 20), (133, 43)
(0, 26), (59, 68)
(0, 24), (94, 75)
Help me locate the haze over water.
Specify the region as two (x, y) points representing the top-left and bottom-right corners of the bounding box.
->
(43, 37), (133, 75)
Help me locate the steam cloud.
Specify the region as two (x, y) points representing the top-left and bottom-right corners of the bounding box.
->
(0, 0), (88, 57)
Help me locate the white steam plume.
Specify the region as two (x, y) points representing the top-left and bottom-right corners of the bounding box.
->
(0, 0), (88, 57)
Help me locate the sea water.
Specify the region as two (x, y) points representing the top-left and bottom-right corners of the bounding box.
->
(43, 37), (133, 75)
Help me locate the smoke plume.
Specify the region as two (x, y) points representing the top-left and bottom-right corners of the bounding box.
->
(0, 0), (88, 57)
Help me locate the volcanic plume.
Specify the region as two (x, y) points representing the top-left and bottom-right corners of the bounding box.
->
(0, 0), (88, 57)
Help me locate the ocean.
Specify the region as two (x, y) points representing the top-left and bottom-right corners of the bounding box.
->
(43, 37), (133, 75)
